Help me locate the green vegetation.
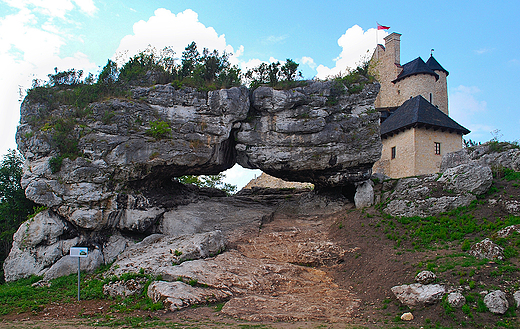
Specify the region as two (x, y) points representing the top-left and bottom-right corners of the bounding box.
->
(175, 173), (237, 195)
(0, 266), (162, 316)
(146, 120), (171, 139)
(0, 150), (37, 282)
(26, 43), (242, 112)
(23, 42), (245, 173)
(244, 59), (305, 90)
(379, 200), (520, 251)
(325, 60), (375, 105)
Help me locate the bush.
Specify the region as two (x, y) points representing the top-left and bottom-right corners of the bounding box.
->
(146, 121), (171, 139)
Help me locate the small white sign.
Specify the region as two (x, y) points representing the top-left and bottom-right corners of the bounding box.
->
(70, 247), (88, 258)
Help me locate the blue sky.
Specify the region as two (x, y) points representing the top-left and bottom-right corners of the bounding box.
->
(1, 0), (518, 188)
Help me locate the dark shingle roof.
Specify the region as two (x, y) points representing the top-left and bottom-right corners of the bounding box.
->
(426, 55), (449, 76)
(380, 95), (470, 138)
(393, 57), (438, 83)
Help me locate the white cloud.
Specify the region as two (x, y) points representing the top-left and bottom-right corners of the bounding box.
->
(72, 0), (97, 16)
(4, 0), (97, 18)
(316, 25), (385, 79)
(475, 48), (493, 55)
(0, 2), (97, 156)
(262, 34), (289, 45)
(301, 56), (316, 69)
(508, 59), (520, 66)
(115, 8), (243, 66)
(449, 85), (487, 119)
(221, 164), (262, 191)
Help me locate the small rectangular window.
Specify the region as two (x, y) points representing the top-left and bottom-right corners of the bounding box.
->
(435, 142), (441, 155)
(391, 146), (396, 159)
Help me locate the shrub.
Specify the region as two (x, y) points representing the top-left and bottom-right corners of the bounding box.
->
(146, 121), (171, 139)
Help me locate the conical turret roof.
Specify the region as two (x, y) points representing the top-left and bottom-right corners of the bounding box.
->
(393, 57), (439, 83)
(426, 55), (449, 76)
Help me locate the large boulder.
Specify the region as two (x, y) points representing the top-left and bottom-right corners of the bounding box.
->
(3, 210), (78, 281)
(437, 163), (493, 195)
(236, 82), (382, 187)
(468, 238), (504, 260)
(441, 142), (520, 172)
(147, 281), (232, 311)
(484, 290), (509, 314)
(391, 283), (446, 307)
(382, 175), (477, 218)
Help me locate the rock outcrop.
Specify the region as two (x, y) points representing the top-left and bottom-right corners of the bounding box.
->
(236, 83), (381, 187)
(6, 80), (381, 281)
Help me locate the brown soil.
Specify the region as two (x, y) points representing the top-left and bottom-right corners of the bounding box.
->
(1, 177), (520, 328)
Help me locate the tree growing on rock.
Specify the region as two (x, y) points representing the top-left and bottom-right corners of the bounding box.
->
(0, 150), (37, 282)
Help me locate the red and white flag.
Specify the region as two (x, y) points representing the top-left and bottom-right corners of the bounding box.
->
(377, 22), (390, 30)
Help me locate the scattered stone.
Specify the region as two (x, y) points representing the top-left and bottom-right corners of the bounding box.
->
(484, 290), (509, 314)
(400, 312), (414, 321)
(447, 292), (466, 308)
(496, 225), (520, 239)
(514, 291), (520, 308)
(103, 278), (147, 297)
(391, 284), (446, 307)
(31, 280), (51, 288)
(415, 271), (437, 284)
(468, 238), (504, 260)
(147, 281), (232, 311)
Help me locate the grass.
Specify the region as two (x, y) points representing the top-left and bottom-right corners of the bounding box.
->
(378, 200), (520, 251)
(0, 274), (91, 315)
(0, 267), (162, 317)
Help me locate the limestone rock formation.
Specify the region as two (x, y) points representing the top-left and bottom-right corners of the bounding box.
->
(148, 281), (232, 311)
(17, 86), (250, 231)
(381, 174), (478, 218)
(437, 163), (493, 195)
(441, 142), (520, 172)
(6, 80), (382, 281)
(236, 82), (381, 187)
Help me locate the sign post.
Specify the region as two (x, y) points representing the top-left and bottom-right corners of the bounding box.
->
(70, 247), (88, 301)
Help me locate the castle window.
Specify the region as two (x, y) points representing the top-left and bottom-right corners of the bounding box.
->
(429, 93), (433, 103)
(391, 146), (396, 159)
(435, 142), (441, 155)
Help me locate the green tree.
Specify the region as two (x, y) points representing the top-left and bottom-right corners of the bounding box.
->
(176, 174), (237, 195)
(245, 59), (302, 89)
(181, 41), (201, 79)
(0, 150), (37, 282)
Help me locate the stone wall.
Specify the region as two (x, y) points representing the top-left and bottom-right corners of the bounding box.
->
(373, 127), (463, 178)
(374, 128), (415, 178)
(414, 129), (462, 176)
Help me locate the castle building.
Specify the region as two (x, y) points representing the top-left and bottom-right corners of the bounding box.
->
(371, 32), (470, 178)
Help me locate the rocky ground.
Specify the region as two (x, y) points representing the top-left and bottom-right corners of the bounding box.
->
(2, 165), (520, 328)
